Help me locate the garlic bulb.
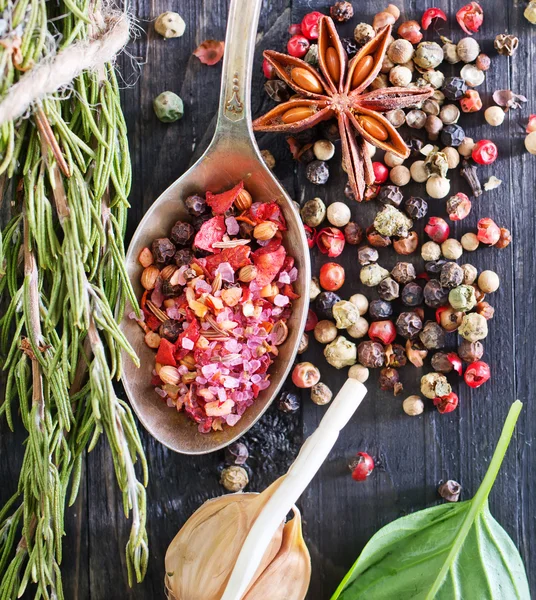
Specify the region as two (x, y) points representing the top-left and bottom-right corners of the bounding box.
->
(164, 479), (310, 600)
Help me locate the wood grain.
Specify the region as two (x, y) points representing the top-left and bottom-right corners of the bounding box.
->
(1, 1), (534, 598)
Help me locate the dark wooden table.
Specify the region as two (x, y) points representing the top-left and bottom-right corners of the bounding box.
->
(2, 1), (535, 598)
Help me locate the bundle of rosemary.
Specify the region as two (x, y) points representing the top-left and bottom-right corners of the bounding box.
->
(0, 1), (148, 598)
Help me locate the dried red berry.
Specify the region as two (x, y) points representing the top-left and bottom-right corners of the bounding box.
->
(317, 227), (345, 257)
(397, 20), (423, 44)
(447, 352), (463, 375)
(433, 392), (459, 414)
(288, 23), (302, 36)
(262, 58), (276, 79)
(456, 2), (484, 35)
(193, 40), (225, 65)
(319, 262), (345, 291)
(372, 162), (389, 184)
(527, 114), (536, 134)
(422, 7), (447, 30)
(369, 321), (396, 345)
(300, 11), (323, 39)
(350, 452), (375, 482)
(305, 309), (318, 332)
(464, 361), (491, 388)
(425, 217), (450, 244)
(287, 34), (310, 58)
(477, 218), (501, 245)
(446, 193), (472, 221)
(472, 140), (498, 165)
(292, 362), (320, 388)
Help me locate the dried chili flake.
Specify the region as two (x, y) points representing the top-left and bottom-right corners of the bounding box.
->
(155, 339), (177, 366)
(206, 181), (244, 214)
(253, 244), (286, 287)
(205, 245), (252, 274)
(193, 216), (226, 251)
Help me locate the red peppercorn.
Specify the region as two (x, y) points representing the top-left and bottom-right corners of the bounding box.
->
(472, 140), (498, 165)
(397, 20), (423, 44)
(421, 7), (447, 30)
(447, 352), (463, 375)
(456, 2), (484, 35)
(317, 227), (345, 257)
(433, 392), (459, 414)
(477, 218), (501, 245)
(292, 362), (321, 388)
(372, 162), (389, 184)
(319, 262), (345, 291)
(305, 309), (318, 332)
(527, 114), (536, 134)
(304, 224), (317, 248)
(369, 321), (396, 345)
(495, 227), (511, 249)
(464, 361), (490, 388)
(446, 192), (472, 221)
(262, 58), (276, 79)
(287, 34), (310, 58)
(300, 11), (323, 40)
(425, 217), (450, 244)
(288, 23), (302, 36)
(460, 90), (482, 113)
(351, 452), (375, 482)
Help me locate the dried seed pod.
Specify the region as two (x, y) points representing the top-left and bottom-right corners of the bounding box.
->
(494, 33), (519, 56)
(141, 265), (161, 290)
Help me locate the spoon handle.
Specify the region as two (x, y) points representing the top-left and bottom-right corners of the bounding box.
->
(216, 0), (262, 131)
(221, 378), (367, 600)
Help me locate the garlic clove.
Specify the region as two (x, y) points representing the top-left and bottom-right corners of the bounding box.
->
(243, 506), (311, 600)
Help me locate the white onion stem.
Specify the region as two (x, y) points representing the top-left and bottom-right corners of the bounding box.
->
(221, 378), (367, 600)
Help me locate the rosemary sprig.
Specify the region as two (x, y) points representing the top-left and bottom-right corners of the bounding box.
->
(0, 1), (148, 597)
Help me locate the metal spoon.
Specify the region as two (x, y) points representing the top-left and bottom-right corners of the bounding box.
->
(121, 0), (310, 455)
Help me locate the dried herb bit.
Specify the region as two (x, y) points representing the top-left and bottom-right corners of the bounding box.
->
(438, 480), (462, 502)
(225, 442), (249, 465)
(332, 402), (529, 600)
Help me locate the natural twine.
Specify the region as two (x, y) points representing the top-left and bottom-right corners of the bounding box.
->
(0, 10), (130, 127)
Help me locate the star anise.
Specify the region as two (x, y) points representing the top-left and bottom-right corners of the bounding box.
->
(253, 17), (434, 201)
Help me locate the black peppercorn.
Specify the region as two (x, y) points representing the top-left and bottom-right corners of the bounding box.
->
(225, 442), (249, 465)
(440, 124), (465, 148)
(358, 341), (385, 368)
(357, 245), (379, 265)
(344, 222), (363, 245)
(344, 182), (356, 201)
(379, 367), (403, 395)
(264, 80), (290, 102)
(170, 220), (195, 246)
(458, 339), (484, 363)
(396, 311), (423, 339)
(419, 321), (446, 350)
(330, 1), (354, 21)
(315, 291), (341, 320)
(431, 351), (455, 374)
(425, 259), (449, 274)
(293, 128), (317, 145)
(320, 121), (341, 142)
(366, 226), (391, 248)
(368, 299), (393, 320)
(442, 76), (468, 101)
(159, 319), (181, 342)
(378, 277), (400, 301)
(340, 37), (359, 57)
(192, 212), (213, 231)
(162, 279), (182, 297)
(174, 248), (194, 267)
(385, 343), (407, 368)
(406, 136), (425, 156)
(306, 160), (329, 185)
(404, 196), (428, 219)
(401, 281), (423, 306)
(297, 143), (315, 164)
(440, 262), (464, 289)
(391, 262), (416, 284)
(460, 160), (482, 198)
(424, 279), (449, 308)
(277, 390), (300, 413)
(239, 221), (254, 238)
(378, 185), (403, 208)
(152, 237), (176, 264)
(185, 194), (207, 216)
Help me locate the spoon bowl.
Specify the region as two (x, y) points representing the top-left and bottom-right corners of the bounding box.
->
(121, 0), (310, 454)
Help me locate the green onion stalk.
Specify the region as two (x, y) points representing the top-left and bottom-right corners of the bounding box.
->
(0, 1), (149, 598)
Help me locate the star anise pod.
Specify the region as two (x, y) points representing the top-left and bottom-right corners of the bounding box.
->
(253, 17), (434, 201)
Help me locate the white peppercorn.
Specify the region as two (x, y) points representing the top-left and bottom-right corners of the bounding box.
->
(457, 37), (480, 62)
(348, 364), (369, 383)
(525, 131), (536, 155)
(365, 141), (377, 157)
(347, 317), (369, 339)
(441, 238), (463, 260)
(425, 115), (443, 139)
(461, 233), (479, 252)
(314, 320), (338, 344)
(155, 11), (186, 38)
(385, 109), (406, 128)
(478, 270), (500, 293)
(484, 106), (505, 127)
(460, 64), (485, 87)
(414, 42), (444, 69)
(384, 151), (405, 167)
(462, 263), (478, 285)
(301, 197), (326, 227)
(381, 54), (396, 73)
(458, 137), (475, 157)
(313, 139), (335, 160)
(349, 293), (369, 315)
(390, 165), (411, 186)
(410, 160), (429, 183)
(422, 241), (441, 261)
(443, 42), (460, 64)
(389, 65), (412, 87)
(423, 70), (445, 89)
(388, 39), (415, 64)
(459, 312), (488, 342)
(426, 175), (450, 199)
(406, 109), (427, 129)
(327, 202), (351, 227)
(311, 382), (333, 406)
(442, 146), (460, 169)
(439, 104), (460, 125)
(403, 395), (424, 416)
(310, 277), (322, 300)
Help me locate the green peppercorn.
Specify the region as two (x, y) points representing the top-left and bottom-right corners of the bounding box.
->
(360, 263), (389, 287)
(459, 312), (488, 342)
(373, 205), (413, 238)
(301, 197), (326, 227)
(332, 300), (359, 329)
(324, 336), (357, 369)
(420, 372), (451, 399)
(153, 91), (184, 122)
(449, 285), (477, 311)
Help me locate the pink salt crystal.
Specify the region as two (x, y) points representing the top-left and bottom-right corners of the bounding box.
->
(195, 278), (212, 293)
(274, 294), (289, 307)
(225, 216), (240, 236)
(278, 271), (291, 284)
(166, 398), (175, 407)
(182, 338), (194, 350)
(216, 262), (235, 283)
(217, 388), (227, 402)
(166, 307), (182, 320)
(178, 365), (189, 375)
(128, 311), (138, 320)
(251, 374), (262, 384)
(226, 414), (241, 426)
(288, 267), (298, 282)
(271, 308), (283, 317)
(155, 387), (167, 398)
(176, 265), (189, 286)
(223, 376), (240, 389)
(202, 364), (219, 378)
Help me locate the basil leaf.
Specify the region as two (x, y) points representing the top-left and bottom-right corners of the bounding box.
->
(332, 401), (530, 600)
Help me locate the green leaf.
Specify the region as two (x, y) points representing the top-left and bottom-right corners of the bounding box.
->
(332, 401), (530, 600)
